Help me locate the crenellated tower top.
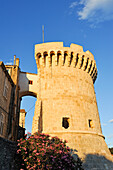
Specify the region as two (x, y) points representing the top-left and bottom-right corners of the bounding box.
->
(35, 42), (97, 83)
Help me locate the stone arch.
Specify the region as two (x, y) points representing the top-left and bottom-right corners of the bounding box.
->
(36, 52), (41, 67)
(36, 52), (41, 58)
(70, 51), (74, 65)
(84, 57), (89, 71)
(19, 71), (37, 100)
(19, 91), (37, 98)
(80, 54), (84, 69)
(50, 51), (55, 66)
(50, 51), (55, 55)
(57, 50), (62, 65)
(43, 51), (48, 66)
(64, 51), (68, 65)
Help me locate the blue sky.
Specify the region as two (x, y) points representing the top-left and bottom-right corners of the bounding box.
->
(0, 0), (113, 147)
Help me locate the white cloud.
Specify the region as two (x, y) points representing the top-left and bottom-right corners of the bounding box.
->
(5, 62), (13, 65)
(70, 0), (113, 24)
(102, 123), (107, 126)
(109, 119), (113, 123)
(69, 2), (78, 8)
(106, 134), (113, 139)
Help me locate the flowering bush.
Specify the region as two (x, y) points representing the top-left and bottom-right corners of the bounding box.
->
(16, 132), (83, 170)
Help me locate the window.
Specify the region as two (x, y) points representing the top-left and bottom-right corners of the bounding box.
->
(29, 80), (33, 85)
(0, 113), (4, 135)
(88, 119), (93, 128)
(3, 78), (8, 99)
(62, 117), (69, 129)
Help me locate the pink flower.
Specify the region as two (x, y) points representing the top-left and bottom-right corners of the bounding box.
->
(27, 132), (31, 134)
(30, 142), (34, 144)
(33, 164), (37, 168)
(29, 155), (32, 158)
(33, 150), (37, 153)
(59, 150), (62, 154)
(17, 149), (21, 153)
(23, 147), (26, 151)
(27, 166), (30, 169)
(24, 159), (27, 161)
(37, 159), (40, 162)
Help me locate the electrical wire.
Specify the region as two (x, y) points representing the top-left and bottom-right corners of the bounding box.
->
(26, 104), (35, 113)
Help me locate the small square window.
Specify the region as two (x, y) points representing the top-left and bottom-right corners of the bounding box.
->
(3, 78), (8, 99)
(88, 119), (93, 128)
(3, 86), (8, 99)
(29, 80), (33, 85)
(0, 113), (4, 135)
(62, 117), (69, 129)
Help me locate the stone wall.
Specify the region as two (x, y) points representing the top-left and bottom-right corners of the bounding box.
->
(0, 62), (14, 139)
(0, 137), (17, 170)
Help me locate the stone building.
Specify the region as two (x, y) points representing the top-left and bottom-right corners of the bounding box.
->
(19, 109), (27, 128)
(0, 62), (15, 139)
(32, 42), (113, 167)
(17, 109), (27, 139)
(5, 57), (21, 141)
(0, 57), (21, 141)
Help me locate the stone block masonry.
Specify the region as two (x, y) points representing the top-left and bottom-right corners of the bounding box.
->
(0, 137), (17, 170)
(32, 42), (113, 169)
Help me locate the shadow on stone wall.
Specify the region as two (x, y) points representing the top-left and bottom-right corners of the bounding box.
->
(83, 154), (113, 170)
(71, 149), (113, 170)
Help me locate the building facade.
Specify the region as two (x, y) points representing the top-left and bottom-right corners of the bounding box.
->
(0, 58), (21, 141)
(19, 109), (27, 128)
(5, 57), (21, 141)
(0, 62), (15, 139)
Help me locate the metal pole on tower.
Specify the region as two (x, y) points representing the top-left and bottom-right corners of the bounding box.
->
(42, 25), (44, 43)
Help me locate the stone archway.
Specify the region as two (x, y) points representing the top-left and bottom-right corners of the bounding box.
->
(19, 71), (39, 133)
(19, 71), (38, 97)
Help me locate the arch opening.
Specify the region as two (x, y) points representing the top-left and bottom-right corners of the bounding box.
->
(70, 52), (74, 65)
(36, 53), (41, 67)
(43, 51), (48, 66)
(19, 91), (37, 98)
(57, 51), (62, 65)
(64, 51), (68, 65)
(20, 96), (37, 134)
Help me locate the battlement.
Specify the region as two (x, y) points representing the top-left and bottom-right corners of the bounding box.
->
(35, 42), (97, 83)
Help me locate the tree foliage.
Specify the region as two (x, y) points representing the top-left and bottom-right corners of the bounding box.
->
(16, 132), (83, 170)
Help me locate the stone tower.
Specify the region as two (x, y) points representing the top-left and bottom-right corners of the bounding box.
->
(32, 42), (112, 164)
(19, 109), (27, 128)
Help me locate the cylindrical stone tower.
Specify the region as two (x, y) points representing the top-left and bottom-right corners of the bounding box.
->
(32, 42), (113, 165)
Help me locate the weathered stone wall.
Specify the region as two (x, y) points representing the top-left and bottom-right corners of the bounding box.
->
(0, 137), (17, 170)
(5, 58), (21, 141)
(0, 62), (14, 139)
